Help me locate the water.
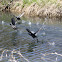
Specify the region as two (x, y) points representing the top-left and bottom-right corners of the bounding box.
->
(0, 12), (62, 62)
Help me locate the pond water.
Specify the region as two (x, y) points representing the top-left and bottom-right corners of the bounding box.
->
(0, 12), (62, 62)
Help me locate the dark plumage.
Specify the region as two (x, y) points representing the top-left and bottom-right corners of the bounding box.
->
(11, 18), (15, 25)
(13, 12), (24, 20)
(16, 17), (21, 20)
(26, 28), (39, 42)
(13, 15), (21, 21)
(26, 29), (37, 38)
(10, 18), (17, 30)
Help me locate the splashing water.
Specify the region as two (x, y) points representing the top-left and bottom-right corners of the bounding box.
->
(2, 21), (5, 25)
(22, 20), (26, 23)
(0, 12), (62, 62)
(28, 21), (31, 27)
(48, 42), (55, 46)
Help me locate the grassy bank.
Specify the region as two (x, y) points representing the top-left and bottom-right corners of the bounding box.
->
(0, 0), (62, 7)
(1, 0), (61, 8)
(0, 0), (62, 17)
(22, 0), (60, 6)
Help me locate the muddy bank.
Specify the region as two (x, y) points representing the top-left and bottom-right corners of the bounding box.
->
(1, 0), (62, 18)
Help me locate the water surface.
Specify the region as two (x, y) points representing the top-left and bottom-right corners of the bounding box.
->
(0, 12), (62, 62)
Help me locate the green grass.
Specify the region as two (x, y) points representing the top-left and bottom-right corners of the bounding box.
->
(1, 0), (9, 5)
(16, 3), (21, 6)
(22, 0), (60, 6)
(1, 0), (61, 7)
(1, 0), (61, 8)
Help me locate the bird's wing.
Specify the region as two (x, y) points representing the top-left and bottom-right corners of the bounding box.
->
(34, 28), (42, 34)
(17, 12), (24, 18)
(26, 29), (32, 34)
(11, 18), (15, 25)
(12, 12), (24, 19)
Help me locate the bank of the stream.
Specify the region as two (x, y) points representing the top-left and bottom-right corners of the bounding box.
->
(0, 0), (62, 18)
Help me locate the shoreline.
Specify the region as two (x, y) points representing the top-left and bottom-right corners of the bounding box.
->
(0, 0), (62, 18)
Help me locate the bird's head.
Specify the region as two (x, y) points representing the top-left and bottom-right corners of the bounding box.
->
(10, 23), (11, 25)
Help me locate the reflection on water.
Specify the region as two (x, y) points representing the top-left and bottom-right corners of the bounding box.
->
(0, 12), (62, 62)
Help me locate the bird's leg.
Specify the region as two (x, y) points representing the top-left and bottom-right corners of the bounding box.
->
(36, 37), (39, 43)
(34, 37), (39, 43)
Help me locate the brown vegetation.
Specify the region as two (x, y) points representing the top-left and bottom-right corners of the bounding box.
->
(0, 0), (62, 18)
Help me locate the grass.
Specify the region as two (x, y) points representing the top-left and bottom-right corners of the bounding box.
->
(1, 0), (61, 7)
(22, 0), (60, 7)
(1, 0), (62, 10)
(1, 0), (7, 5)
(1, 0), (11, 5)
(16, 3), (21, 6)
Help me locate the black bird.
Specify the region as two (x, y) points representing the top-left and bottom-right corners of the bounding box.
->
(13, 12), (24, 20)
(10, 18), (17, 30)
(26, 28), (41, 42)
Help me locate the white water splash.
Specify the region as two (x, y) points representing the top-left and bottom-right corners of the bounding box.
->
(2, 21), (5, 25)
(22, 20), (26, 23)
(36, 22), (39, 26)
(42, 32), (46, 36)
(28, 21), (31, 27)
(48, 42), (55, 46)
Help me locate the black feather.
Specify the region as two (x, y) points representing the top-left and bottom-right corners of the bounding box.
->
(26, 28), (37, 38)
(11, 18), (15, 25)
(26, 29), (32, 34)
(26, 28), (40, 42)
(16, 17), (20, 20)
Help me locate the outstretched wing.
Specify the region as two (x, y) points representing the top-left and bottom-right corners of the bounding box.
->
(34, 28), (42, 34)
(11, 18), (15, 25)
(26, 29), (32, 34)
(13, 12), (24, 18)
(17, 12), (24, 18)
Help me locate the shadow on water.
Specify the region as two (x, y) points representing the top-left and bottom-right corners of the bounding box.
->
(11, 31), (18, 46)
(0, 12), (62, 62)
